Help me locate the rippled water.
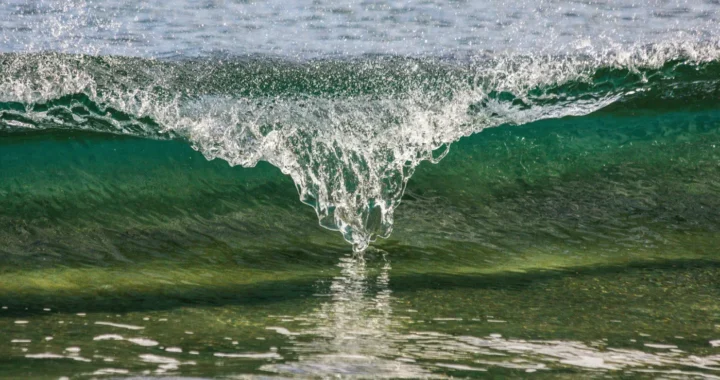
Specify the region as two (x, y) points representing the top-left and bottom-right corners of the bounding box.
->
(4, 111), (720, 378)
(2, 1), (720, 379)
(3, 0), (719, 57)
(4, 251), (720, 378)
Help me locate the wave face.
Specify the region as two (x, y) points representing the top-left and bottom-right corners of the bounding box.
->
(2, 42), (720, 250)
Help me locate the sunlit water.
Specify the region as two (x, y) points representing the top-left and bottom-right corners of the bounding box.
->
(3, 251), (720, 379)
(3, 1), (720, 379)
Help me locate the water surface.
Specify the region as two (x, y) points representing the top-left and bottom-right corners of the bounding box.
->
(2, 1), (720, 378)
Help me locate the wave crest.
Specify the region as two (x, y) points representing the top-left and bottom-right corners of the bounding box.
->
(2, 41), (720, 250)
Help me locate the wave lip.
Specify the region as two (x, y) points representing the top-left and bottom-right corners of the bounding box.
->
(2, 41), (720, 250)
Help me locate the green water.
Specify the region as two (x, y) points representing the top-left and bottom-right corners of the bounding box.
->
(2, 104), (720, 378)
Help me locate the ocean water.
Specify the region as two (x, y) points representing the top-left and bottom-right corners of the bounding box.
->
(2, 1), (720, 379)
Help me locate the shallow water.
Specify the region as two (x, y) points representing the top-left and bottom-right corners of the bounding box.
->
(4, 109), (720, 378)
(3, 254), (720, 378)
(2, 1), (720, 379)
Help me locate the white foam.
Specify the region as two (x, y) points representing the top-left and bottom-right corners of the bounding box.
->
(94, 321), (145, 330)
(266, 326), (299, 336)
(2, 43), (720, 250)
(435, 363), (487, 371)
(214, 352), (282, 359)
(93, 334), (124, 341)
(139, 354), (179, 364)
(644, 343), (678, 349)
(25, 353), (64, 359)
(92, 368), (129, 375)
(128, 338), (159, 347)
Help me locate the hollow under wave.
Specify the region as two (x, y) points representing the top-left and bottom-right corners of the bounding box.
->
(2, 40), (720, 250)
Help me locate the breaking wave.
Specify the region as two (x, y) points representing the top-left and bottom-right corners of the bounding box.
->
(2, 40), (720, 250)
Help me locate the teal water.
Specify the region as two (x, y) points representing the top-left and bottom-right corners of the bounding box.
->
(4, 101), (720, 262)
(3, 1), (720, 379)
(3, 77), (720, 377)
(3, 52), (720, 250)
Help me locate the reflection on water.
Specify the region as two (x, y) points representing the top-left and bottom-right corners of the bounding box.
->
(4, 254), (720, 378)
(263, 253), (435, 378)
(264, 254), (720, 378)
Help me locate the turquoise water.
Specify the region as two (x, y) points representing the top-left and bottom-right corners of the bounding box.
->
(3, 100), (720, 378)
(2, 1), (720, 379)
